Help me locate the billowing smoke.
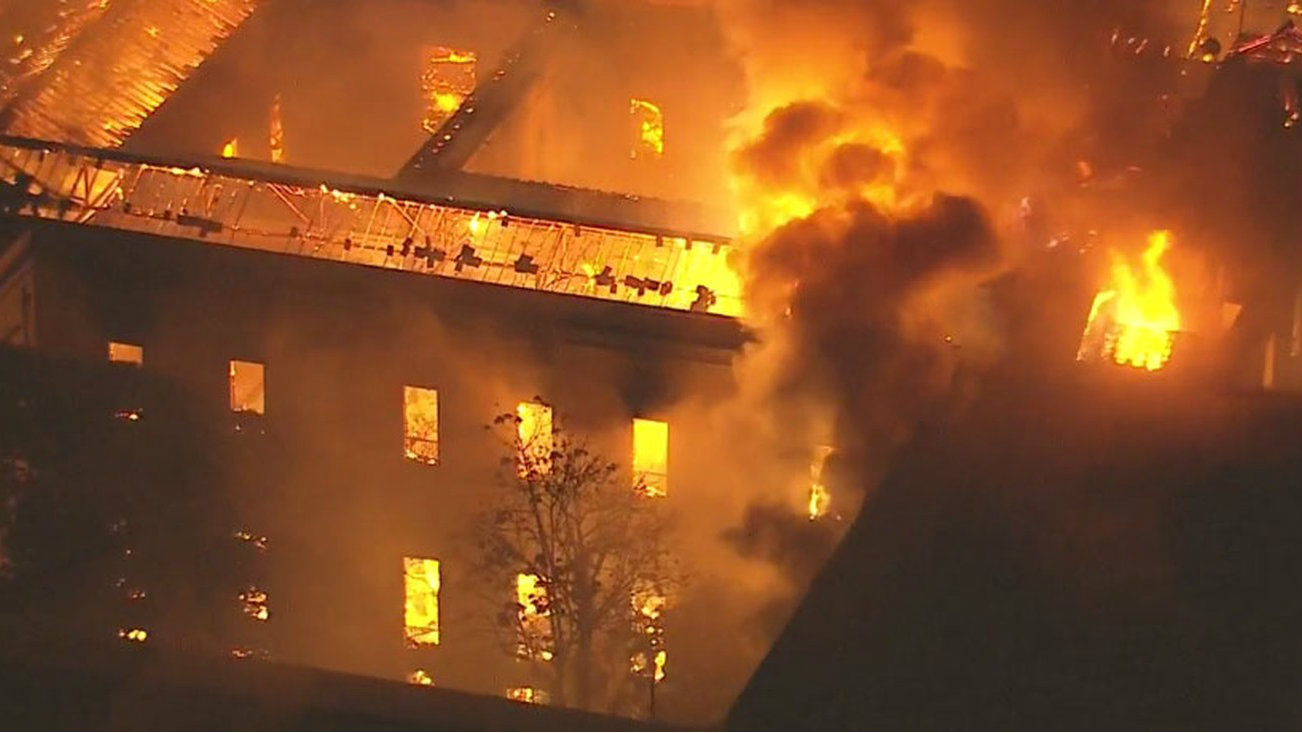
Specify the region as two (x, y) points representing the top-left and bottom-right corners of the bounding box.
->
(691, 0), (1201, 685)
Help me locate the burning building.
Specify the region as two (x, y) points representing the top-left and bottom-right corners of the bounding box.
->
(0, 0), (778, 724)
(2, 0), (1301, 727)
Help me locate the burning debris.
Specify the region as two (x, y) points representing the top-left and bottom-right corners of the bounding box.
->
(118, 627), (148, 643)
(506, 686), (548, 704)
(421, 47), (476, 134)
(1077, 231), (1182, 372)
(407, 669), (434, 686)
(238, 586), (269, 621)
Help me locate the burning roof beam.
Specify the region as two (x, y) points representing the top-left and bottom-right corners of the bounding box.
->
(397, 2), (576, 179)
(0, 0), (265, 147)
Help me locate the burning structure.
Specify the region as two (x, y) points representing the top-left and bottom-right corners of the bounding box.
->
(1, 0), (1301, 727)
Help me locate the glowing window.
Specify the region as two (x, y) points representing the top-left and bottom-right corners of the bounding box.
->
(403, 556), (440, 647)
(403, 386), (439, 465)
(229, 360), (265, 414)
(630, 98), (664, 159)
(516, 572), (553, 660)
(632, 418), (668, 496)
(108, 341), (143, 366)
(516, 401), (553, 475)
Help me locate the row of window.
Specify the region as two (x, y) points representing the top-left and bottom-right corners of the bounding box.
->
(108, 341), (671, 493)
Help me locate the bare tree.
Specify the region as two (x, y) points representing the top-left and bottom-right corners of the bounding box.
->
(473, 403), (678, 712)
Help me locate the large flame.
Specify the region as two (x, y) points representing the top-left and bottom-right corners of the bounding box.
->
(1078, 230), (1182, 372)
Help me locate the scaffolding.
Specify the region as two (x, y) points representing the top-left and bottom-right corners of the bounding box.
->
(0, 137), (743, 316)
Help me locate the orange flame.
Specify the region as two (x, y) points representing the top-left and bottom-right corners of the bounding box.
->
(1078, 230), (1181, 371)
(808, 445), (833, 520)
(630, 98), (665, 158)
(221, 138), (237, 159)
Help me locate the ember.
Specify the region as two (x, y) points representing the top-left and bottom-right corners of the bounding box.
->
(1077, 230), (1182, 372)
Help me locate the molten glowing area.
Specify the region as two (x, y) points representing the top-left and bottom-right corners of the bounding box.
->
(1077, 230), (1182, 371)
(403, 556), (440, 647)
(221, 138), (238, 159)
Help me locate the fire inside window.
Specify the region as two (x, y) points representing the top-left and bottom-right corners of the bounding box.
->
(403, 556), (440, 647)
(632, 418), (668, 497)
(229, 360), (265, 414)
(421, 47), (476, 133)
(516, 572), (554, 661)
(403, 386), (439, 465)
(516, 401), (553, 475)
(108, 341), (143, 366)
(629, 98), (664, 159)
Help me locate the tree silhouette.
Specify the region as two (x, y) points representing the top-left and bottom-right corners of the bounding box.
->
(472, 403), (678, 713)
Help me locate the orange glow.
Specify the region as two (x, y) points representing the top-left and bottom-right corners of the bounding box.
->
(421, 46), (476, 133)
(403, 386), (439, 465)
(221, 138), (238, 159)
(516, 401), (554, 476)
(238, 587), (269, 621)
(506, 686), (548, 704)
(1077, 230), (1182, 372)
(808, 445), (833, 520)
(731, 122), (909, 239)
(269, 93), (285, 164)
(407, 669), (434, 686)
(630, 98), (665, 159)
(516, 572), (554, 661)
(1186, 0), (1214, 57)
(108, 341), (143, 365)
(631, 586), (668, 681)
(632, 418), (669, 497)
(118, 628), (148, 642)
(653, 649), (668, 682)
(403, 557), (440, 647)
(229, 360), (265, 414)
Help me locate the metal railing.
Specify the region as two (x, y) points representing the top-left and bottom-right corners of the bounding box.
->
(0, 137), (743, 316)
